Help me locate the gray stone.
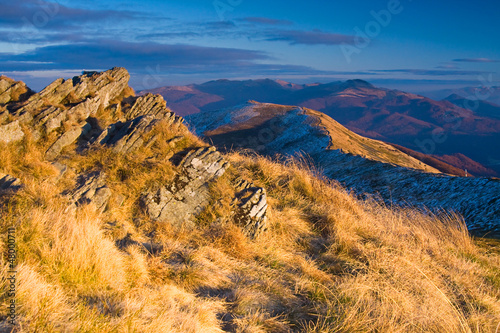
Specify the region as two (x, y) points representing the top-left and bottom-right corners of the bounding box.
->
(52, 162), (68, 178)
(0, 120), (24, 144)
(143, 147), (229, 225)
(69, 171), (111, 213)
(45, 123), (91, 159)
(16, 68), (130, 118)
(0, 76), (32, 105)
(94, 94), (182, 154)
(232, 178), (268, 238)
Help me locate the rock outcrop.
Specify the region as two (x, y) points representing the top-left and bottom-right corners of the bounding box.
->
(0, 76), (33, 105)
(0, 120), (24, 144)
(232, 177), (268, 238)
(45, 123), (92, 159)
(0, 68), (131, 148)
(143, 147), (229, 226)
(94, 94), (182, 154)
(69, 171), (111, 213)
(16, 67), (129, 119)
(0, 68), (270, 238)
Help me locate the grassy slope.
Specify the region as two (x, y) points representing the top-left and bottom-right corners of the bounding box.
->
(303, 108), (441, 174)
(203, 102), (440, 174)
(0, 116), (499, 332)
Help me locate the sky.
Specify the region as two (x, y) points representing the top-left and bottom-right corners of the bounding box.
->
(0, 0), (499, 93)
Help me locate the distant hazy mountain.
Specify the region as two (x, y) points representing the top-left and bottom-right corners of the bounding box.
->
(186, 101), (500, 234)
(142, 79), (500, 176)
(422, 86), (500, 106)
(444, 93), (500, 120)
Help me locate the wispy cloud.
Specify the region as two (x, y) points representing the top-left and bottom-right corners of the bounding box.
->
(453, 58), (500, 63)
(264, 29), (355, 45)
(240, 17), (293, 26)
(0, 40), (269, 71)
(372, 69), (491, 76)
(0, 0), (147, 30)
(435, 64), (461, 69)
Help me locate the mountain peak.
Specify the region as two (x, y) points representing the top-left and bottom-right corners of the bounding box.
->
(342, 79), (374, 89)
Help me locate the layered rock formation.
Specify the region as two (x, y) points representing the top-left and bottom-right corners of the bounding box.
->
(142, 147), (229, 226)
(0, 76), (33, 105)
(233, 177), (268, 238)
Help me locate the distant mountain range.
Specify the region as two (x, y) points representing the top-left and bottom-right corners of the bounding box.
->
(142, 79), (500, 177)
(422, 86), (500, 106)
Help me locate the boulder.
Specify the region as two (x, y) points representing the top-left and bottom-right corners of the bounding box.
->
(143, 147), (229, 226)
(124, 93), (179, 120)
(232, 177), (268, 238)
(69, 171), (111, 212)
(0, 120), (24, 144)
(0, 76), (33, 105)
(94, 94), (182, 154)
(45, 123), (91, 159)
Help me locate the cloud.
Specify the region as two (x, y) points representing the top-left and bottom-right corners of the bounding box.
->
(0, 40), (270, 71)
(0, 0), (164, 30)
(203, 21), (237, 29)
(453, 58), (500, 63)
(136, 32), (201, 40)
(240, 17), (293, 26)
(435, 64), (461, 69)
(264, 29), (355, 45)
(372, 69), (491, 76)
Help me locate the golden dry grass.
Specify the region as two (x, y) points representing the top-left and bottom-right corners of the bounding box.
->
(0, 122), (499, 332)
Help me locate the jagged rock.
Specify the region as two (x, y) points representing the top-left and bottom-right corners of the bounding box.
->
(14, 68), (130, 138)
(52, 162), (68, 178)
(0, 76), (32, 105)
(0, 120), (24, 144)
(124, 93), (180, 120)
(0, 174), (22, 194)
(45, 123), (91, 159)
(69, 171), (111, 212)
(32, 106), (68, 135)
(166, 136), (184, 147)
(95, 115), (160, 154)
(17, 68), (129, 114)
(94, 94), (182, 154)
(232, 178), (268, 238)
(143, 147), (229, 226)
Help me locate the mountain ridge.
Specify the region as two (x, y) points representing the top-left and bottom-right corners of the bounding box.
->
(187, 101), (500, 235)
(142, 78), (500, 177)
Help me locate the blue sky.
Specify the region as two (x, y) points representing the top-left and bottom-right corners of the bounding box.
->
(0, 0), (499, 92)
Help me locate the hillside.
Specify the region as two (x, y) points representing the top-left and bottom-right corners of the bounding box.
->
(1, 68), (500, 332)
(187, 102), (500, 235)
(423, 86), (500, 106)
(143, 79), (500, 177)
(444, 93), (500, 120)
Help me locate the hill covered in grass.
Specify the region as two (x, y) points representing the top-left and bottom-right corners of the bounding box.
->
(1, 68), (500, 332)
(187, 101), (500, 235)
